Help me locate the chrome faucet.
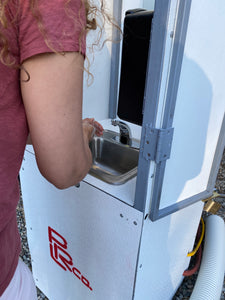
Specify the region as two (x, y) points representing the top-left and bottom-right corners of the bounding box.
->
(111, 119), (132, 146)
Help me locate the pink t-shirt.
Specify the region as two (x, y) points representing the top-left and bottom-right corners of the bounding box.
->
(0, 0), (86, 295)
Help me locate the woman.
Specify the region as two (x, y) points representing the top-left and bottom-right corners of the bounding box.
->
(0, 0), (104, 298)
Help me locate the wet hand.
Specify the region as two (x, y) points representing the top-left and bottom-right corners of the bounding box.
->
(82, 118), (104, 137)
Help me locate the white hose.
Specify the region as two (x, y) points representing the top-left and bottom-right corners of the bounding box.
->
(190, 215), (225, 300)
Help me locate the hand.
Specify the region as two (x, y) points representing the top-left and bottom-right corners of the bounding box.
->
(82, 121), (95, 142)
(82, 118), (104, 137)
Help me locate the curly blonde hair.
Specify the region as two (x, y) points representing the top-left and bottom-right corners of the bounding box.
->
(0, 0), (116, 70)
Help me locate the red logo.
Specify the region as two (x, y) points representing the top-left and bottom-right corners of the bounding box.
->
(48, 226), (93, 291)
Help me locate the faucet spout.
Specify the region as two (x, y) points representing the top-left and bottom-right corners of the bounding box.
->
(111, 120), (132, 146)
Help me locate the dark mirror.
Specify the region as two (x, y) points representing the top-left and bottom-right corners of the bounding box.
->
(117, 9), (154, 126)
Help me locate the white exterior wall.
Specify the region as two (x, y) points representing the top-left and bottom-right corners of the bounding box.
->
(143, 0), (155, 10)
(20, 150), (143, 300)
(82, 1), (114, 120)
(134, 202), (203, 300)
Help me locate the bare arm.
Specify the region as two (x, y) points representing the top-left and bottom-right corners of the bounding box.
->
(21, 52), (94, 189)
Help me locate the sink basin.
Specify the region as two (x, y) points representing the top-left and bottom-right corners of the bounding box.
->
(89, 131), (139, 185)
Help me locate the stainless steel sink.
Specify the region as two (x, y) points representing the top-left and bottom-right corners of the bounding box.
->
(89, 130), (139, 185)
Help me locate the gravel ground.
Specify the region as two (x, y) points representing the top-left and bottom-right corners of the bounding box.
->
(17, 150), (225, 300)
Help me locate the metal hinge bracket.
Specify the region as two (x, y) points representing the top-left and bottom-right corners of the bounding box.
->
(142, 125), (174, 163)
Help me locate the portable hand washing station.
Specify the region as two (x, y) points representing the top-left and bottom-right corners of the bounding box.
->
(20, 0), (225, 299)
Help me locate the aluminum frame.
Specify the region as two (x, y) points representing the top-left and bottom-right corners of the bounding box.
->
(148, 0), (193, 220)
(133, 0), (172, 213)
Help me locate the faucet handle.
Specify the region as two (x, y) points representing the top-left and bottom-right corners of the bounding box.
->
(111, 119), (128, 128)
(111, 119), (132, 146)
(111, 119), (119, 126)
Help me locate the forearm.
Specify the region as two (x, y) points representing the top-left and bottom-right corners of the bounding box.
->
(21, 52), (102, 190)
(82, 126), (93, 174)
(26, 120), (93, 188)
(33, 122), (93, 189)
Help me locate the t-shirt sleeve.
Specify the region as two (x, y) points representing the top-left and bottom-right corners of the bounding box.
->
(18, 0), (86, 63)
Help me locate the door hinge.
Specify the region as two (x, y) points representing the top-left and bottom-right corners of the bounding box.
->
(142, 125), (174, 163)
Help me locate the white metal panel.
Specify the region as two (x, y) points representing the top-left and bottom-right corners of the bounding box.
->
(20, 151), (143, 300)
(134, 201), (204, 300)
(159, 0), (225, 209)
(122, 0), (144, 17)
(143, 0), (155, 10)
(82, 0), (113, 120)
